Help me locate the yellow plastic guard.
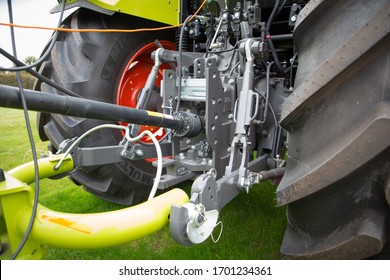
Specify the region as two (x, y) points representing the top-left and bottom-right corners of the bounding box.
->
(20, 188), (189, 248)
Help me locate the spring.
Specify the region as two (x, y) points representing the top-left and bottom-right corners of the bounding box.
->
(176, 27), (189, 51)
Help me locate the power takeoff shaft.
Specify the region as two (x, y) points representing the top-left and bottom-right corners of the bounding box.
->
(0, 84), (202, 138)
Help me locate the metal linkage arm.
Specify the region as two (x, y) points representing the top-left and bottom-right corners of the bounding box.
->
(226, 39), (260, 189)
(170, 154), (268, 246)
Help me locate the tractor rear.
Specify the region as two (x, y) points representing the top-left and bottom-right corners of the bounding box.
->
(0, 0), (389, 259)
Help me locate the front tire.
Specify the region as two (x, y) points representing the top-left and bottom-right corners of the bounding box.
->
(35, 8), (175, 205)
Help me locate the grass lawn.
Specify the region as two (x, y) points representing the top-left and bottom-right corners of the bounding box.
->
(0, 107), (286, 260)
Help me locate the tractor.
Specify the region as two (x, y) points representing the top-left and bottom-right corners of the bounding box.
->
(0, 0), (389, 259)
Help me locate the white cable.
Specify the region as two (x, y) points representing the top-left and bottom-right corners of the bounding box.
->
(125, 128), (162, 201)
(54, 124), (163, 201)
(23, 149), (49, 163)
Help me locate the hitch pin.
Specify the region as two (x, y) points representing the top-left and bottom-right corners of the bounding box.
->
(241, 167), (287, 192)
(154, 39), (176, 71)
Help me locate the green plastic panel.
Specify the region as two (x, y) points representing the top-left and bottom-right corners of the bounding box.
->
(65, 0), (181, 25)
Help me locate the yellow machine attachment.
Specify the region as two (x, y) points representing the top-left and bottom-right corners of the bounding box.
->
(0, 154), (189, 259)
(52, 0), (182, 26)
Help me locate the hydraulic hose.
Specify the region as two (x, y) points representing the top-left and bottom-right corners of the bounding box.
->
(265, 0), (286, 72)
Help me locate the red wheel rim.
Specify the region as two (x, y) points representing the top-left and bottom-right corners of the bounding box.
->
(116, 41), (176, 144)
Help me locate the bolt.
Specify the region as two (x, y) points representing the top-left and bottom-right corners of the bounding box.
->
(121, 150), (135, 160)
(291, 15), (297, 22)
(135, 149), (144, 157)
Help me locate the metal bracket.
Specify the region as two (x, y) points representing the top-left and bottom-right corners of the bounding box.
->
(190, 169), (219, 210)
(120, 140), (172, 161)
(59, 138), (172, 168)
(155, 49), (204, 67)
(188, 154), (268, 213)
(205, 58), (235, 179)
(169, 154), (268, 246)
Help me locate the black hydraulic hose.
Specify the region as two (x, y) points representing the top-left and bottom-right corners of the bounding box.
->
(6, 0), (40, 260)
(270, 34), (293, 41)
(260, 61), (275, 124)
(275, 0), (289, 18)
(176, 14), (193, 112)
(267, 38), (285, 72)
(266, 0), (280, 36)
(265, 0), (286, 72)
(259, 167), (286, 182)
(0, 85), (203, 137)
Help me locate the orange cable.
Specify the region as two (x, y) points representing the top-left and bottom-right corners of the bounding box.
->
(0, 0), (207, 33)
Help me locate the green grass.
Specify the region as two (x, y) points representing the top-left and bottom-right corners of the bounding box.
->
(0, 107), (286, 260)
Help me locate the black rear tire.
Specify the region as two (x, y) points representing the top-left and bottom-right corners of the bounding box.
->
(35, 8), (174, 205)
